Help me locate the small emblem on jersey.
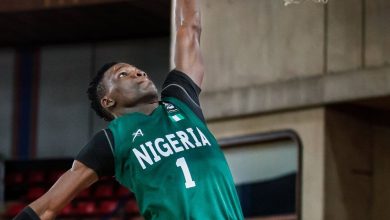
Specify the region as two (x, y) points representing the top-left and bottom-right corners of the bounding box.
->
(163, 102), (179, 113)
(164, 103), (175, 110)
(132, 129), (144, 142)
(169, 114), (184, 122)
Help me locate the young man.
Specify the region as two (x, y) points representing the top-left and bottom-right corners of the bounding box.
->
(14, 0), (243, 219)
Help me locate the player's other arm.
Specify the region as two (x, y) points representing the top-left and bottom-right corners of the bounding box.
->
(174, 0), (204, 88)
(13, 161), (98, 220)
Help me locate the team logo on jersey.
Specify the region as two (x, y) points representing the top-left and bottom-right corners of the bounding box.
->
(163, 102), (179, 113)
(169, 114), (184, 122)
(132, 129), (144, 142)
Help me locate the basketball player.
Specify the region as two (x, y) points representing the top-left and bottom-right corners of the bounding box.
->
(14, 0), (243, 219)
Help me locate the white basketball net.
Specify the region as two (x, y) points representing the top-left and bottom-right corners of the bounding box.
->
(284, 0), (328, 6)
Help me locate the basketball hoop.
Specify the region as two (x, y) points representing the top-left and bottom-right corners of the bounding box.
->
(284, 0), (328, 6)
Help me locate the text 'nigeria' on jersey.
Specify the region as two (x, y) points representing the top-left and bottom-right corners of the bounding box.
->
(132, 127), (212, 169)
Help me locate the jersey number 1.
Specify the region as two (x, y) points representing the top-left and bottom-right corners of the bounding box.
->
(176, 157), (196, 188)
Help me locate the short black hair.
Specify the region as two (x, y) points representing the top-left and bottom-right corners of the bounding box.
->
(87, 62), (118, 121)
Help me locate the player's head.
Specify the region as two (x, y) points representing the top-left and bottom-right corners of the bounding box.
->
(87, 62), (158, 121)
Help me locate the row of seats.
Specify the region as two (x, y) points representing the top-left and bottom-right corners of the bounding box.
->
(4, 159), (140, 219)
(11, 183), (132, 201)
(62, 199), (139, 216)
(4, 199), (139, 217)
(5, 170), (65, 185)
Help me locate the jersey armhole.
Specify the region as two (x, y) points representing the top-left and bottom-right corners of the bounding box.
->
(161, 83), (201, 108)
(103, 129), (115, 155)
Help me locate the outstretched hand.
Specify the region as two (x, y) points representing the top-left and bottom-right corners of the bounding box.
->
(174, 0), (204, 88)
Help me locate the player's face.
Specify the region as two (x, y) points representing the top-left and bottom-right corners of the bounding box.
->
(102, 63), (158, 109)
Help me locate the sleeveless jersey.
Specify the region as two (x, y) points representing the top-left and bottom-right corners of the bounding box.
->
(108, 97), (244, 220)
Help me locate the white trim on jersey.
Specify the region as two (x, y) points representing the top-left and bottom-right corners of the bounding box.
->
(103, 129), (115, 155)
(161, 84), (200, 108)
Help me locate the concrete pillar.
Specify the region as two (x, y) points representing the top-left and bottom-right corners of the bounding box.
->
(372, 126), (390, 220)
(365, 0), (390, 67)
(208, 108), (326, 220)
(327, 0), (363, 72)
(324, 108), (373, 220)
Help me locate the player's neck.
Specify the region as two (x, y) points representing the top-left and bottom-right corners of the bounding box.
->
(114, 101), (159, 117)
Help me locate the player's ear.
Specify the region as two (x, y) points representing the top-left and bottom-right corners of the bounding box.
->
(101, 96), (115, 108)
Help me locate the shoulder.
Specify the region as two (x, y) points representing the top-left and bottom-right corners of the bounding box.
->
(74, 129), (115, 177)
(161, 69), (205, 122)
(162, 70), (201, 97)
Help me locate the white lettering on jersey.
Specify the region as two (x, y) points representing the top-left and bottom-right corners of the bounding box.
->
(176, 131), (195, 149)
(197, 127), (211, 146)
(145, 141), (161, 163)
(166, 134), (184, 153)
(132, 127), (212, 170)
(155, 138), (174, 157)
(186, 128), (202, 147)
(132, 144), (153, 169)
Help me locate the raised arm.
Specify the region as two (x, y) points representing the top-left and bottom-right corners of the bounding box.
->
(174, 0), (204, 87)
(14, 161), (98, 220)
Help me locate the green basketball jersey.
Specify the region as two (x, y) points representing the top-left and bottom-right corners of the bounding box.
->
(108, 97), (243, 220)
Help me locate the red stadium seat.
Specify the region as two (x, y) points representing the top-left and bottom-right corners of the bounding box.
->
(48, 170), (66, 183)
(60, 204), (74, 216)
(94, 184), (113, 198)
(99, 200), (118, 214)
(27, 187), (46, 201)
(76, 188), (90, 199)
(125, 200), (139, 214)
(116, 186), (130, 197)
(75, 201), (96, 215)
(5, 172), (24, 185)
(28, 170), (45, 184)
(5, 202), (26, 217)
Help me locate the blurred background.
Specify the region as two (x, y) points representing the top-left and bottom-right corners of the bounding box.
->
(0, 0), (389, 220)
